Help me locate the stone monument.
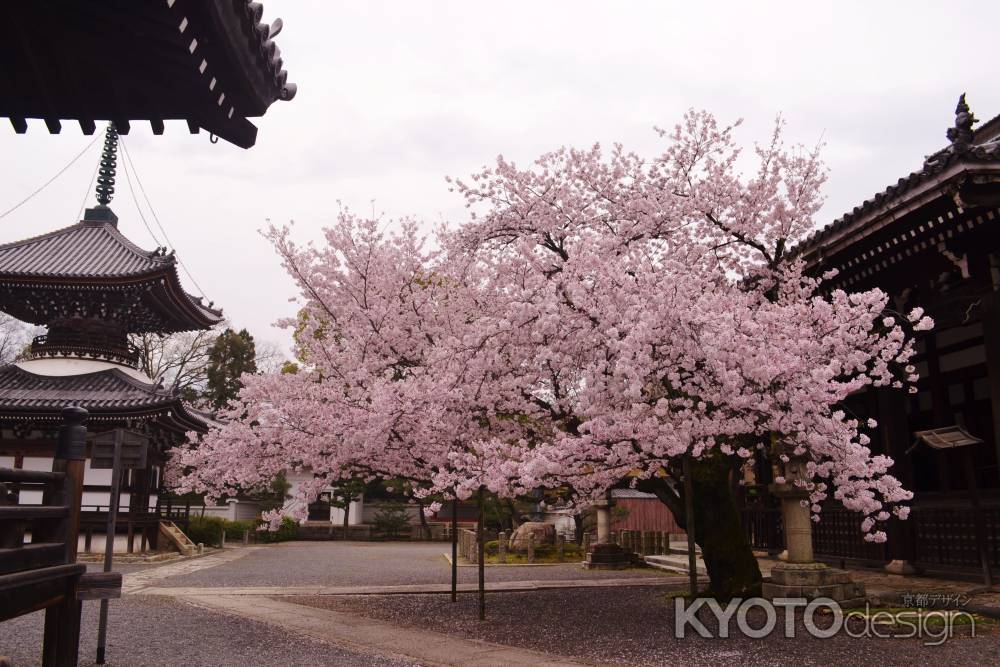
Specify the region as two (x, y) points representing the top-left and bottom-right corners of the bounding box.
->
(583, 499), (632, 569)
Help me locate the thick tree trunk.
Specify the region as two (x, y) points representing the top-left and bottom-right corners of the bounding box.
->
(637, 457), (762, 599)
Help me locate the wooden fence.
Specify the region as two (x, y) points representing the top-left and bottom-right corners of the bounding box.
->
(740, 500), (1000, 575)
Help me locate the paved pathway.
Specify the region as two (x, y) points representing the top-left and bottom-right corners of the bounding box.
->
(183, 594), (592, 667)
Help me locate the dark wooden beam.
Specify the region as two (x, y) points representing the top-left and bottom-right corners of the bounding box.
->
(186, 119), (200, 134)
(9, 117), (27, 134)
(78, 119), (96, 135)
(43, 118), (61, 134)
(150, 119), (164, 135)
(115, 120), (130, 135)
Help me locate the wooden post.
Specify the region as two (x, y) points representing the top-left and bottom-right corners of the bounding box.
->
(42, 406), (88, 667)
(498, 530), (507, 564)
(450, 498), (458, 603)
(683, 453), (698, 596)
(96, 429), (123, 665)
(583, 532), (591, 555)
(556, 533), (564, 562)
(527, 533), (535, 563)
(477, 486), (485, 621)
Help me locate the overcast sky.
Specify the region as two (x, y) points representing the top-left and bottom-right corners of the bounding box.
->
(2, 1), (999, 355)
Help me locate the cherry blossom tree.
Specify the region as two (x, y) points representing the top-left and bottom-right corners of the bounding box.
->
(447, 111), (930, 596)
(170, 216), (537, 525)
(173, 111), (930, 598)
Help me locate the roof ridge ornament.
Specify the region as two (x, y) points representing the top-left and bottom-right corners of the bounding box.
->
(946, 93), (979, 152)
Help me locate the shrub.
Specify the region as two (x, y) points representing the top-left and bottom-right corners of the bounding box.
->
(373, 503), (410, 538)
(224, 519), (255, 541)
(184, 516), (227, 547)
(257, 516), (300, 543)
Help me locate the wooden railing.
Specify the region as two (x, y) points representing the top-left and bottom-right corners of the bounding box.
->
(740, 506), (784, 553)
(0, 407), (122, 666)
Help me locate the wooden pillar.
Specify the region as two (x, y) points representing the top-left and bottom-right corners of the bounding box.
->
(878, 387), (917, 569)
(925, 334), (952, 491)
(982, 291), (1000, 473)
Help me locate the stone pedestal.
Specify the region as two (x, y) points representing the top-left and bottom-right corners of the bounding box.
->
(762, 562), (866, 607)
(584, 542), (633, 570)
(584, 500), (632, 569)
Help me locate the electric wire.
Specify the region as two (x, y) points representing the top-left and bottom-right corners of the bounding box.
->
(119, 145), (165, 249)
(118, 137), (210, 300)
(0, 133), (101, 220)
(75, 156), (101, 223)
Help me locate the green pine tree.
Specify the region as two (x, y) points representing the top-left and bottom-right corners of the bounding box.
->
(205, 328), (258, 410)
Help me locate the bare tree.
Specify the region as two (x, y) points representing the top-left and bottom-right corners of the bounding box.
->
(131, 326), (222, 401)
(253, 339), (288, 375)
(0, 314), (38, 365)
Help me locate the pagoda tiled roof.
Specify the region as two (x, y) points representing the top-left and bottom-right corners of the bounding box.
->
(0, 219), (171, 279)
(0, 364), (214, 433)
(795, 97), (1000, 265)
(0, 216), (222, 331)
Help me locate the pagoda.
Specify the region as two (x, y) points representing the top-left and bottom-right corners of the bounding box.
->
(0, 124), (221, 549)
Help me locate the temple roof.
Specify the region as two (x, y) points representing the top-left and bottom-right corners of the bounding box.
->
(1, 0), (297, 149)
(0, 218), (172, 279)
(796, 95), (1000, 266)
(0, 364), (214, 434)
(0, 215), (222, 332)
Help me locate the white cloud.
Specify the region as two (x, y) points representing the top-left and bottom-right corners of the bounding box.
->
(2, 0), (998, 353)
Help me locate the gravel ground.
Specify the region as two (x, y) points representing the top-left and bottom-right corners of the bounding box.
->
(285, 586), (1000, 667)
(155, 541), (671, 588)
(0, 596), (417, 667)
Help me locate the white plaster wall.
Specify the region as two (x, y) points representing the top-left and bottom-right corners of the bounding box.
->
(283, 470), (365, 524)
(16, 357), (152, 382)
(3, 454), (155, 509)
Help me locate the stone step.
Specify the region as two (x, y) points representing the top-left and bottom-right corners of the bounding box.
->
(159, 521), (196, 556)
(643, 553), (707, 576)
(666, 542), (701, 557)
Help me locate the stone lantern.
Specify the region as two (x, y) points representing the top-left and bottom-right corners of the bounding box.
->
(761, 448), (866, 606)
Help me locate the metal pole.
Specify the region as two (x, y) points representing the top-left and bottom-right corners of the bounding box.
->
(682, 453), (698, 597)
(96, 431), (123, 665)
(450, 498), (458, 602)
(477, 486), (485, 621)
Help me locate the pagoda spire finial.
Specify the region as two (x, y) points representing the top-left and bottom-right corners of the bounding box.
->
(94, 123), (119, 206)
